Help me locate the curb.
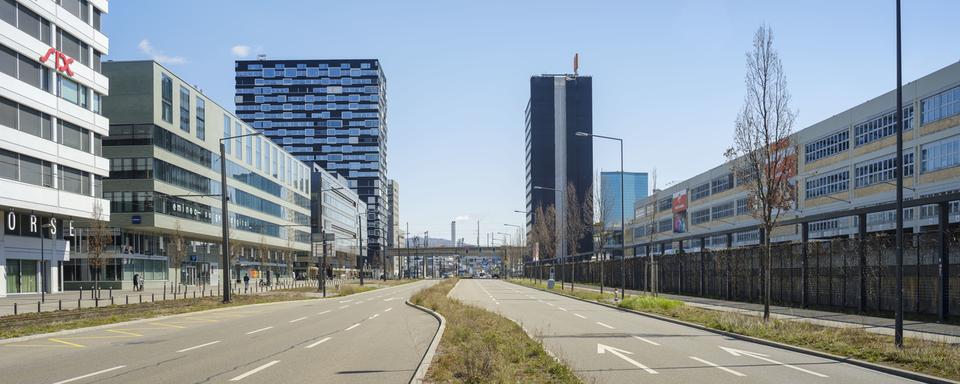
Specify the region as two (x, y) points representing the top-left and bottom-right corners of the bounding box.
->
(508, 280), (956, 384)
(406, 299), (446, 384)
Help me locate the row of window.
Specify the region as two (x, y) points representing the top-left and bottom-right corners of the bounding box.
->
(690, 198), (748, 225)
(1, 0), (103, 71)
(56, 0), (102, 31)
(0, 95), (101, 154)
(0, 147), (100, 196)
(854, 107), (914, 146)
(243, 62), (374, 70)
(853, 153), (915, 188)
(805, 130), (849, 163)
(254, 68), (378, 79)
(921, 86), (960, 125)
(0, 42), (104, 113)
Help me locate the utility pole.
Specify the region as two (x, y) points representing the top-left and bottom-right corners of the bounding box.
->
(894, 0), (905, 348)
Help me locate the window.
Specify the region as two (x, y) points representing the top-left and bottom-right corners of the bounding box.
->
(19, 155), (52, 187)
(92, 6), (101, 30)
(179, 86), (190, 132)
(7, 2), (51, 44)
(855, 153), (915, 188)
(245, 134), (253, 166)
(855, 106), (914, 146)
(920, 135), (960, 173)
(736, 197), (749, 216)
(58, 119), (90, 152)
(234, 122), (243, 159)
(161, 73), (173, 123)
(255, 137), (262, 170)
(710, 173), (733, 194)
(0, 0), (12, 26)
(222, 115), (231, 154)
(56, 29), (88, 67)
(657, 197), (671, 212)
(195, 97), (205, 140)
(0, 148), (17, 179)
(691, 208), (710, 225)
(691, 182), (710, 200)
(59, 165), (89, 195)
(58, 75), (87, 107)
(92, 92), (102, 114)
(711, 201), (734, 220)
(805, 130), (849, 163)
(17, 50), (48, 90)
(809, 219), (839, 233)
(921, 86), (960, 125)
(59, 0), (83, 20)
(1, 97), (53, 140)
(805, 170), (849, 199)
(657, 217), (672, 233)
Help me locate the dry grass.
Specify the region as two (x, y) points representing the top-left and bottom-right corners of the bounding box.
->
(412, 279), (580, 384)
(0, 293), (311, 339)
(510, 278), (960, 381)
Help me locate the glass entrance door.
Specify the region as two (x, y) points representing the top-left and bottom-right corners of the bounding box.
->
(4, 260), (37, 293)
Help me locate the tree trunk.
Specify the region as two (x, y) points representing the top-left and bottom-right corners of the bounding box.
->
(763, 236), (772, 321)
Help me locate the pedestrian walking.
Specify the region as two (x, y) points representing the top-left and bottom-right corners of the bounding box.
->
(133, 273), (140, 292)
(243, 274), (250, 293)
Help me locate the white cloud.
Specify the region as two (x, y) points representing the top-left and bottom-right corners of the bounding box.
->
(231, 45), (252, 58)
(138, 39), (187, 65)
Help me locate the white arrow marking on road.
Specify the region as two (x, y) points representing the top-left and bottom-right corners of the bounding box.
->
(596, 322), (615, 329)
(720, 346), (828, 377)
(305, 337), (332, 349)
(229, 360), (280, 381)
(246, 326), (274, 335)
(177, 340), (221, 353)
(345, 323), (361, 331)
(52, 365), (126, 384)
(689, 356), (746, 377)
(597, 344), (658, 374)
(289, 317), (307, 323)
(632, 336), (660, 346)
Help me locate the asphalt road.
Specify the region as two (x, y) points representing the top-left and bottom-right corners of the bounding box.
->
(0, 280), (439, 384)
(450, 279), (919, 384)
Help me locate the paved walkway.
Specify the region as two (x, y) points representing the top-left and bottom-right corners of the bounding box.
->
(533, 279), (960, 344)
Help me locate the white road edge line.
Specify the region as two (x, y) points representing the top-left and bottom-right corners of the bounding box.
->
(52, 365), (126, 384)
(289, 317), (307, 323)
(632, 336), (660, 346)
(596, 322), (615, 329)
(177, 340), (221, 353)
(246, 326), (274, 335)
(305, 337), (332, 349)
(229, 360), (280, 381)
(689, 356), (746, 377)
(345, 323), (361, 331)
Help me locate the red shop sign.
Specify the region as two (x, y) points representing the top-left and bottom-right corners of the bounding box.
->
(39, 47), (75, 77)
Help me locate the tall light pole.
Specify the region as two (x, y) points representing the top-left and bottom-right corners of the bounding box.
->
(505, 223), (522, 277)
(219, 131), (263, 303)
(39, 221), (54, 303)
(576, 131), (626, 300)
(894, 0), (904, 348)
(533, 185), (564, 288)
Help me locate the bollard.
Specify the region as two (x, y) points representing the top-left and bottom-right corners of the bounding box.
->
(58, 299), (62, 311)
(77, 298), (81, 310)
(80, 286), (83, 300)
(37, 301), (40, 313)
(95, 298), (99, 308)
(193, 291), (196, 299)
(152, 293), (155, 302)
(109, 287), (113, 299)
(126, 295), (129, 305)
(14, 302), (17, 315)
(163, 290), (166, 301)
(139, 294), (142, 303)
(111, 296), (114, 306)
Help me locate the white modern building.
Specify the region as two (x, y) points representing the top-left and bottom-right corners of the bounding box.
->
(0, 0), (109, 297)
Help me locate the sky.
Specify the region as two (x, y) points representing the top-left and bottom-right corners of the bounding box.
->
(104, 0), (960, 244)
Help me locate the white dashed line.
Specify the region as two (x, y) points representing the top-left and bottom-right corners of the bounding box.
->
(229, 360), (280, 381)
(384, 307), (393, 312)
(546, 302), (554, 306)
(558, 307), (568, 311)
(596, 322), (615, 329)
(689, 356), (746, 377)
(305, 337), (332, 349)
(339, 305), (349, 309)
(317, 310), (331, 315)
(245, 326), (273, 335)
(177, 340), (221, 353)
(633, 336), (660, 346)
(368, 313), (380, 320)
(52, 366), (126, 384)
(289, 317), (307, 323)
(339, 299), (354, 303)
(345, 323), (361, 331)
(574, 313), (587, 319)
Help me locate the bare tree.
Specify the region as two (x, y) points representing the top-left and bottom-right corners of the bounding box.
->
(530, 203), (557, 281)
(725, 25), (797, 321)
(589, 172), (619, 294)
(564, 182), (591, 291)
(170, 221), (187, 292)
(87, 202), (112, 299)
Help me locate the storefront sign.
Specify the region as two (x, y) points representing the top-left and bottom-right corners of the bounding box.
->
(4, 211), (74, 239)
(39, 48), (75, 77)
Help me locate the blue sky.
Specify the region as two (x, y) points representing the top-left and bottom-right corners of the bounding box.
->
(105, 0), (959, 243)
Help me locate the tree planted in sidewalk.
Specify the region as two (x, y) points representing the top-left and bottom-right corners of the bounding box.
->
(724, 25), (797, 321)
(564, 182), (592, 291)
(589, 171), (618, 294)
(86, 202), (112, 299)
(170, 220), (187, 292)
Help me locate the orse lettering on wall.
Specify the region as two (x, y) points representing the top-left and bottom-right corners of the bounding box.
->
(4, 211), (75, 239)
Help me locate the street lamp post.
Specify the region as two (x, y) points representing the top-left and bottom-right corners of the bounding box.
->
(504, 223), (522, 278)
(220, 131), (263, 303)
(39, 221), (54, 303)
(894, 0), (905, 348)
(576, 131), (626, 301)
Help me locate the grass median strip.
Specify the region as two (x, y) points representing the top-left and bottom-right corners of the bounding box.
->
(411, 278), (580, 384)
(510, 279), (960, 381)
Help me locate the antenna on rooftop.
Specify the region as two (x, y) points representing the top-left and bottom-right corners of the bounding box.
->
(573, 53), (579, 76)
(257, 54), (267, 61)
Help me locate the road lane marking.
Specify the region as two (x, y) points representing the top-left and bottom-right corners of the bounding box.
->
(546, 302), (554, 306)
(229, 360), (280, 381)
(558, 307), (568, 311)
(368, 313), (380, 320)
(52, 365), (126, 384)
(305, 337), (332, 349)
(689, 356), (746, 377)
(289, 317), (307, 323)
(597, 344), (658, 374)
(345, 323), (361, 331)
(574, 313), (587, 319)
(339, 299), (354, 303)
(177, 340), (221, 353)
(339, 305), (349, 309)
(317, 310), (331, 315)
(596, 322), (615, 329)
(246, 326), (274, 335)
(150, 322), (186, 329)
(632, 336), (660, 346)
(48, 338), (85, 348)
(384, 307), (393, 312)
(107, 329), (142, 337)
(720, 346), (828, 378)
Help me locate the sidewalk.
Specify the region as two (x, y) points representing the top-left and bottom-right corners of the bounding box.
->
(540, 280), (960, 344)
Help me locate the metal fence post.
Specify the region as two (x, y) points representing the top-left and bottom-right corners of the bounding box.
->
(938, 201), (950, 321)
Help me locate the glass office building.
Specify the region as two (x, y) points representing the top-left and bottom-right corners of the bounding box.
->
(234, 59), (387, 269)
(600, 171), (649, 228)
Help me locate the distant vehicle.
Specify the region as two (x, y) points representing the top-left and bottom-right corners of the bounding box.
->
(492, 274), (499, 279)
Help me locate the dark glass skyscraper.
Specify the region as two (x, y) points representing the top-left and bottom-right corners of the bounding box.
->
(234, 59), (387, 264)
(525, 74), (593, 258)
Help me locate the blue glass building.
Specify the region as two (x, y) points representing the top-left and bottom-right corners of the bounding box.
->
(600, 171), (648, 228)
